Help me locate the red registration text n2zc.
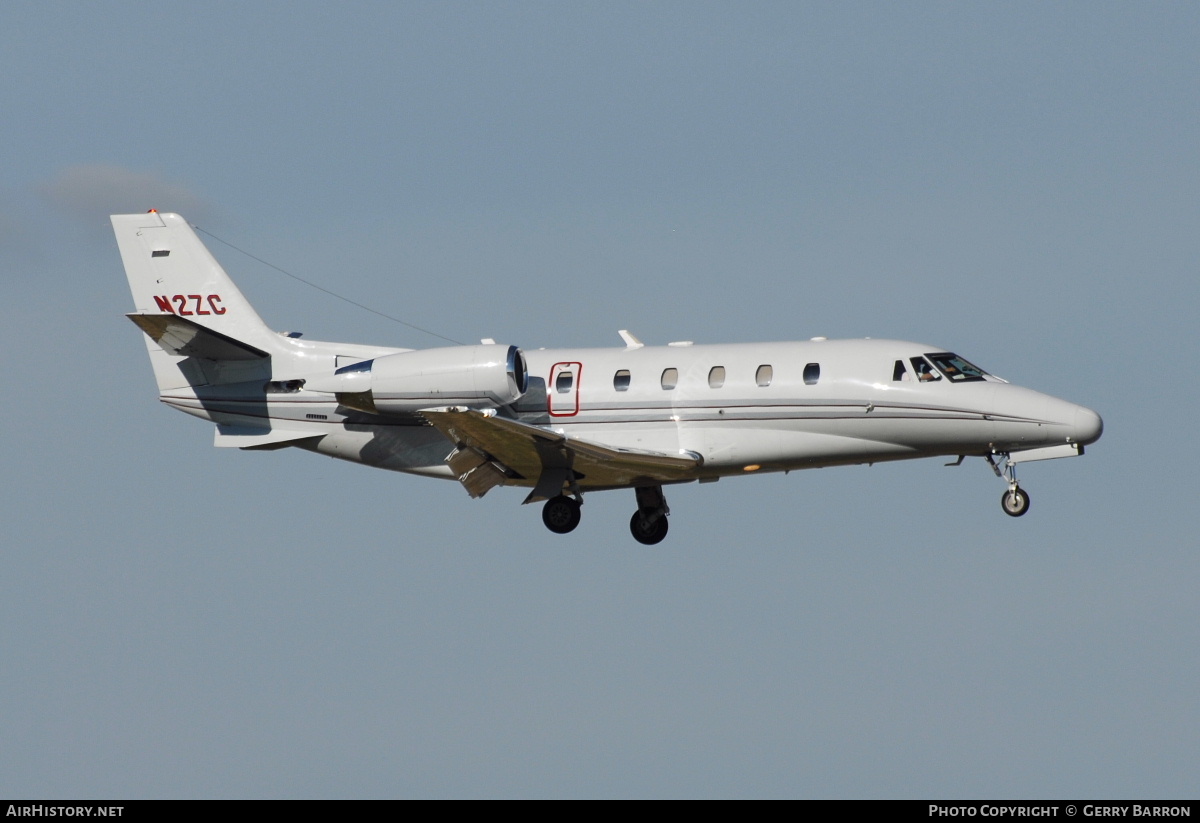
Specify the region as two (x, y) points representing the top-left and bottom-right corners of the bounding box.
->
(154, 294), (226, 316)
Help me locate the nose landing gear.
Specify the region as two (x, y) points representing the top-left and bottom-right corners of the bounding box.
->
(987, 453), (1031, 517)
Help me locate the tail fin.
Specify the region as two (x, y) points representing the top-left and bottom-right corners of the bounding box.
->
(112, 211), (285, 390)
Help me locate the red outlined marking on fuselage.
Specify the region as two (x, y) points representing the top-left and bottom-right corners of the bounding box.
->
(548, 361), (582, 417)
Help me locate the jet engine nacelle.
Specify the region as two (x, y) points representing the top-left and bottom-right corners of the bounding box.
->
(307, 344), (528, 415)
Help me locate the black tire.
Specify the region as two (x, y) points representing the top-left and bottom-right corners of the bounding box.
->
(1001, 488), (1030, 517)
(542, 495), (582, 534)
(629, 510), (669, 545)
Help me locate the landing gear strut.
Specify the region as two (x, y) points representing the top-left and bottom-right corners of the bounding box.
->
(987, 453), (1031, 517)
(630, 486), (670, 545)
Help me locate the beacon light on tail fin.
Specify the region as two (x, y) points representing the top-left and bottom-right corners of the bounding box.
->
(115, 212), (1103, 545)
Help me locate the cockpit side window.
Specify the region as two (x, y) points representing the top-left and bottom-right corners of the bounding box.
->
(925, 352), (988, 383)
(893, 360), (908, 382)
(910, 356), (941, 383)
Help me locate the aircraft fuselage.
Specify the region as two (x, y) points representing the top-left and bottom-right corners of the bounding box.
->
(161, 336), (1101, 484)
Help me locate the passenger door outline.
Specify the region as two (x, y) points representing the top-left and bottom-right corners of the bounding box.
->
(548, 361), (582, 417)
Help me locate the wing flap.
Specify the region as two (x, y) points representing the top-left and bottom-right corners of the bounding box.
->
(444, 445), (511, 499)
(420, 409), (700, 501)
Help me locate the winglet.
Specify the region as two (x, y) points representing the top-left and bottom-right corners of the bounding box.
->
(618, 330), (644, 349)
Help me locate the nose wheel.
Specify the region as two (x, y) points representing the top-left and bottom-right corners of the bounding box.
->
(987, 453), (1031, 517)
(1001, 487), (1031, 517)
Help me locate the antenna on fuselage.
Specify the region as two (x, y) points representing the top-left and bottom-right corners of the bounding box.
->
(618, 330), (644, 349)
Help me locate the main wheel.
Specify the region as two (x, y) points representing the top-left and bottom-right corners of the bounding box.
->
(629, 510), (669, 545)
(1001, 487), (1030, 517)
(542, 495), (582, 534)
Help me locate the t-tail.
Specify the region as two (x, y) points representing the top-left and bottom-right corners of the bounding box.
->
(112, 211), (292, 392)
(111, 211), (487, 457)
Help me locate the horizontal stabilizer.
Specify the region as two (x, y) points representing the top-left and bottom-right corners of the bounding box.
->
(421, 408), (700, 501)
(128, 313), (269, 361)
(214, 424), (321, 449)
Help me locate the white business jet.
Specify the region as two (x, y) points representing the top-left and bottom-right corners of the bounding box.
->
(113, 211), (1103, 544)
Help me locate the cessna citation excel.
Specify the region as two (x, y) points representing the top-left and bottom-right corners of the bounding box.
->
(113, 211), (1103, 544)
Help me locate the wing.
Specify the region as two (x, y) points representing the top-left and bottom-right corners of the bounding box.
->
(419, 408), (700, 501)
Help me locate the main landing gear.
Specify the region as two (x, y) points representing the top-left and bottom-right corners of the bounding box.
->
(540, 484), (672, 544)
(542, 494), (582, 534)
(629, 486), (670, 545)
(986, 453), (1031, 517)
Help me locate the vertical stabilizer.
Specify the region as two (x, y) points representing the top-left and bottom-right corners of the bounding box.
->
(113, 211), (284, 389)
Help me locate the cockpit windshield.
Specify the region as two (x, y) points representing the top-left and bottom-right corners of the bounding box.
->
(925, 352), (988, 383)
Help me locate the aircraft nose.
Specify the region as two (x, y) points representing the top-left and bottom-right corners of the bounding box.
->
(1073, 406), (1104, 446)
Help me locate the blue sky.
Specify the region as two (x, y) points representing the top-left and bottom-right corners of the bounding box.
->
(1, 2), (1197, 798)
